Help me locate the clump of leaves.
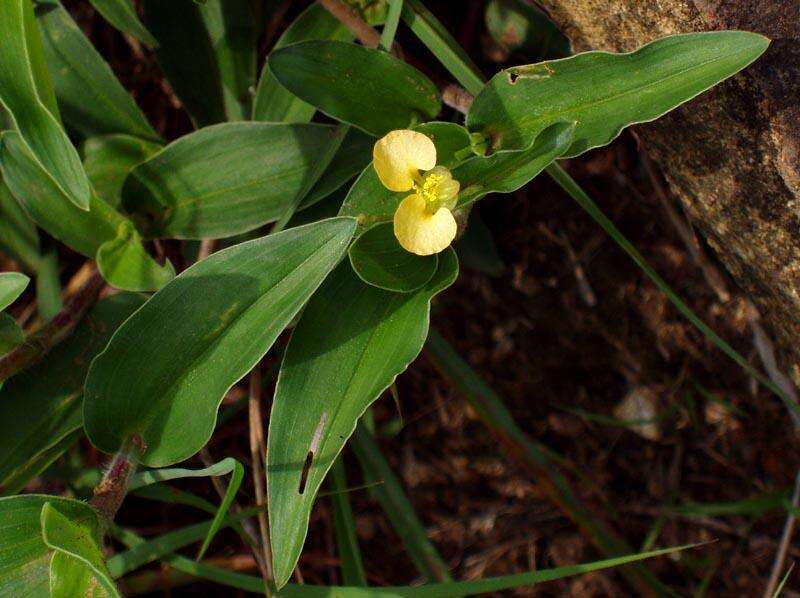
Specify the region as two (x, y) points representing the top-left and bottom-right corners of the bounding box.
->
(0, 0), (770, 594)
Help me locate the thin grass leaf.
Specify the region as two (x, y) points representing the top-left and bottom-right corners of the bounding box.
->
(88, 0), (157, 46)
(546, 163), (799, 417)
(424, 329), (673, 595)
(772, 562), (795, 598)
(128, 456), (245, 560)
(106, 506), (262, 578)
(351, 423), (454, 584)
(378, 0), (403, 52)
(113, 524), (696, 597)
(401, 0), (485, 95)
(330, 457), (367, 586)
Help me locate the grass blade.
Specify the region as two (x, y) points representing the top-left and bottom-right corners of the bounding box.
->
(330, 457), (367, 586)
(351, 423), (454, 584)
(425, 328), (674, 595)
(545, 162), (798, 416)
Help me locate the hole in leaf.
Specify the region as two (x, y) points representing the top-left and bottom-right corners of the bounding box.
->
(508, 71), (519, 84)
(298, 451), (313, 494)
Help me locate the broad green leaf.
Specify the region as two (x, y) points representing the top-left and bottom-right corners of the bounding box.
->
(268, 40), (441, 137)
(1, 131), (169, 291)
(41, 502), (119, 597)
(88, 0), (157, 47)
(84, 217), (357, 467)
(268, 250), (458, 588)
(82, 134), (162, 209)
(466, 31), (770, 155)
(0, 293), (145, 493)
(142, 0), (254, 125)
(339, 122), (470, 225)
(0, 176), (41, 271)
(484, 0), (571, 59)
(253, 3), (352, 123)
(0, 0), (91, 209)
(96, 221), (175, 291)
(123, 122), (343, 239)
(0, 271), (29, 311)
(349, 222), (438, 292)
(0, 494), (101, 596)
(453, 121), (575, 204)
(0, 313), (24, 357)
(36, 2), (159, 141)
(401, 0), (486, 96)
(1, 130), (120, 257)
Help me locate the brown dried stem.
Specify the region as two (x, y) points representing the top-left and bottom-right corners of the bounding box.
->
(0, 264), (105, 381)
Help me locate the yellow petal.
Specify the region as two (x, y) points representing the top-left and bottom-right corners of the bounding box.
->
(373, 130), (436, 192)
(393, 194), (456, 256)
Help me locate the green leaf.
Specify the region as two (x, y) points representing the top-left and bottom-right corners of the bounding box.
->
(268, 40), (441, 137)
(141, 0), (255, 125)
(339, 122), (470, 225)
(127, 457), (245, 560)
(0, 0), (91, 209)
(466, 31), (770, 155)
(329, 458), (367, 586)
(96, 221), (175, 291)
(349, 222), (438, 292)
(122, 122), (345, 239)
(0, 271), (29, 311)
(88, 0), (157, 47)
(82, 134), (162, 209)
(106, 506), (262, 578)
(84, 217), (357, 467)
(484, 0), (571, 59)
(0, 313), (24, 357)
(35, 2), (159, 141)
(41, 502), (119, 597)
(351, 425), (454, 584)
(0, 494), (102, 596)
(454, 210), (504, 276)
(0, 176), (41, 271)
(0, 293), (145, 494)
(1, 130), (120, 257)
(401, 0), (486, 96)
(301, 127), (374, 211)
(196, 0), (256, 122)
(253, 3), (352, 123)
(268, 250), (458, 588)
(453, 121), (575, 205)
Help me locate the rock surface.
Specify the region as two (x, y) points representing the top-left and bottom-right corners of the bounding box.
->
(535, 0), (800, 381)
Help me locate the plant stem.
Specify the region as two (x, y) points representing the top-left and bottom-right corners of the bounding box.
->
(318, 0), (380, 48)
(91, 436), (145, 524)
(0, 264), (104, 381)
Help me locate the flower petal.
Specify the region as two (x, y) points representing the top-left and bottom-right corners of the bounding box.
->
(373, 130), (437, 192)
(393, 194), (457, 256)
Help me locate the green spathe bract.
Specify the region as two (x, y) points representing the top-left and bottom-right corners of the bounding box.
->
(84, 217), (357, 467)
(268, 250), (458, 588)
(0, 272), (29, 312)
(268, 40), (441, 137)
(122, 122), (345, 239)
(349, 222), (439, 293)
(466, 31), (770, 155)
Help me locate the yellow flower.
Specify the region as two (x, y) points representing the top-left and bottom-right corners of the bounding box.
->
(372, 130), (460, 256)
